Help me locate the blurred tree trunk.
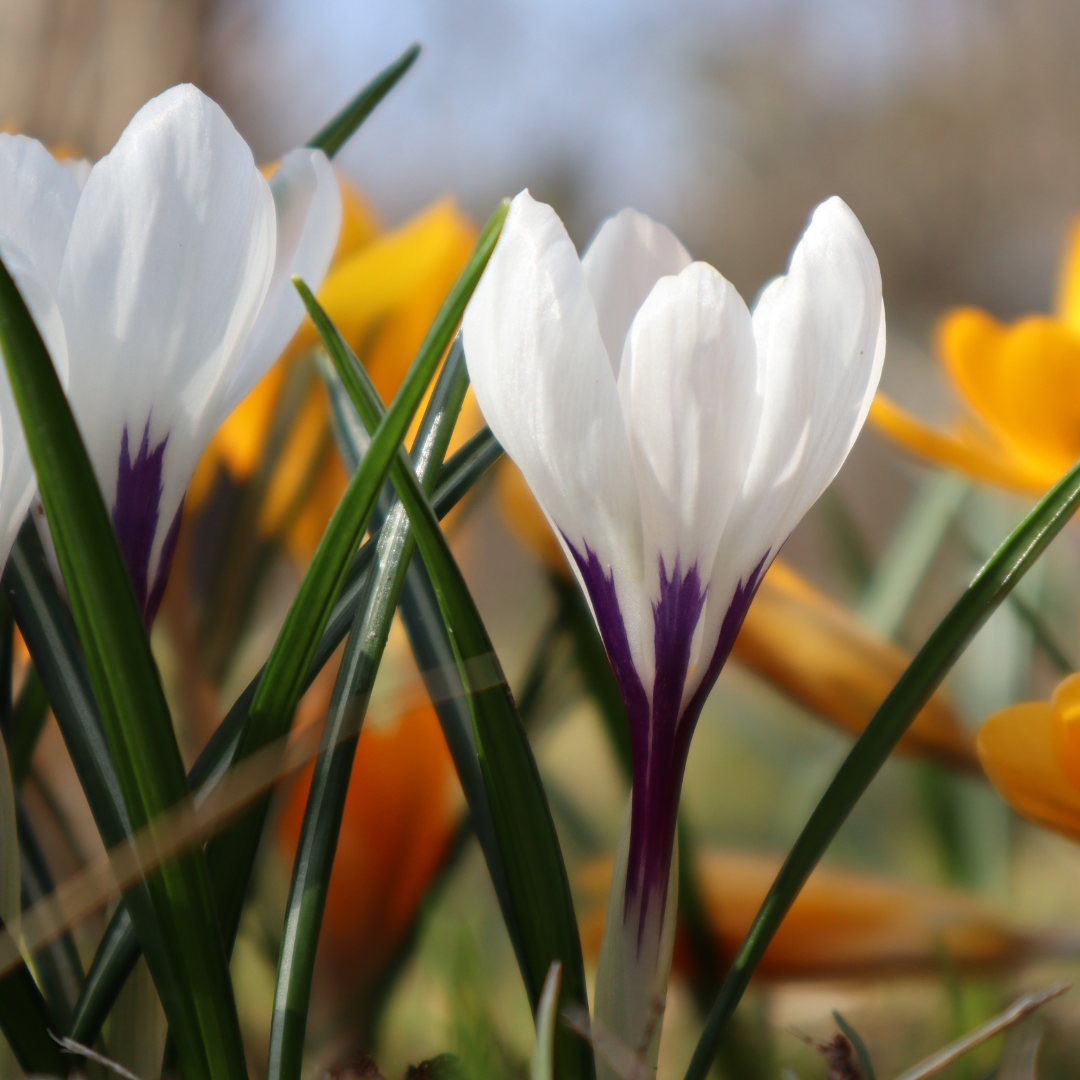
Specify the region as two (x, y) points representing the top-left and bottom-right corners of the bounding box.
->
(0, 0), (213, 158)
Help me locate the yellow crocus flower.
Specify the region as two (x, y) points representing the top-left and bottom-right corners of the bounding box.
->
(498, 461), (977, 770)
(977, 672), (1080, 842)
(872, 220), (1080, 491)
(189, 175), (477, 563)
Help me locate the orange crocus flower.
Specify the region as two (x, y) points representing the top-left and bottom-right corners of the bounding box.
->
(497, 462), (977, 770)
(871, 219), (1080, 492)
(977, 672), (1080, 842)
(579, 849), (1032, 980)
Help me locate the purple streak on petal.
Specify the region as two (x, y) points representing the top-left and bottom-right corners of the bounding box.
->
(625, 555), (707, 939)
(144, 496), (184, 625)
(563, 536), (650, 744)
(112, 420), (170, 626)
(681, 550), (772, 732)
(563, 531), (774, 955)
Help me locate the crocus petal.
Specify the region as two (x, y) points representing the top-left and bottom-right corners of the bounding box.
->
(463, 191), (645, 652)
(0, 134), (81, 294)
(978, 702), (1080, 844)
(741, 196), (885, 553)
(57, 84), (275, 611)
(60, 158), (92, 191)
(618, 260), (759, 688)
(218, 147), (342, 420)
(0, 241), (51, 570)
(0, 237), (70, 387)
(582, 208), (691, 375)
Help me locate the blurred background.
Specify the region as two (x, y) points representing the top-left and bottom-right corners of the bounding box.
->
(8, 1), (1080, 1077)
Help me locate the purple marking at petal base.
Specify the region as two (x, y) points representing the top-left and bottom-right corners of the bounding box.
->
(144, 497), (184, 625)
(625, 555), (707, 936)
(112, 420), (175, 626)
(563, 537), (650, 740)
(565, 534), (773, 953)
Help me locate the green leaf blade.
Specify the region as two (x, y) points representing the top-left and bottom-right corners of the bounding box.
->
(0, 255), (246, 1080)
(266, 335), (470, 1080)
(302, 282), (593, 1080)
(685, 454), (1080, 1080)
(307, 43), (421, 158)
(65, 426), (503, 1045)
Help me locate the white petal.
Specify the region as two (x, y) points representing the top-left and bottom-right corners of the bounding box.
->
(582, 208), (691, 376)
(463, 191), (645, 651)
(0, 134), (81, 295)
(218, 147), (342, 420)
(619, 261), (758, 594)
(60, 158), (93, 190)
(742, 196), (884, 550)
(0, 240), (57, 570)
(58, 83), (276, 582)
(0, 235), (70, 386)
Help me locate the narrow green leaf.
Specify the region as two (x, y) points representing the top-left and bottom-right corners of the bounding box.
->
(0, 937), (66, 1076)
(8, 665), (47, 787)
(203, 199), (508, 960)
(832, 1010), (876, 1080)
(531, 962), (562, 1080)
(304, 293), (518, 964)
(70, 905), (138, 1045)
(0, 730), (17, 945)
(302, 283), (592, 1080)
(63, 428), (503, 1045)
(17, 802), (83, 1028)
(266, 338), (470, 1080)
(0, 254), (246, 1080)
(685, 453), (1080, 1080)
(4, 525), (130, 848)
(307, 44), (421, 158)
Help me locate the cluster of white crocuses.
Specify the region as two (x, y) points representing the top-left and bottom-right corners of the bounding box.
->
(463, 190), (885, 1073)
(0, 84), (341, 621)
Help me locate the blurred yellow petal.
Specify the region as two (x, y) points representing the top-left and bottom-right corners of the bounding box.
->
(1056, 217), (1080, 333)
(732, 559), (979, 772)
(868, 395), (1048, 492)
(257, 379), (333, 538)
(333, 171), (380, 263)
(190, 192), (477, 568)
(281, 449), (349, 564)
(579, 850), (1030, 980)
(940, 310), (1080, 479)
(311, 198), (475, 368)
(978, 701), (1080, 843)
(1052, 672), (1080, 792)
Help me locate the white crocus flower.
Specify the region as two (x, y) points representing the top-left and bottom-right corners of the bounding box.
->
(0, 84), (342, 621)
(462, 190), (885, 1074)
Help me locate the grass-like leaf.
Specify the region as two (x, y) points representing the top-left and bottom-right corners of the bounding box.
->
(302, 283), (593, 1080)
(23, 426), (502, 1047)
(266, 341), (470, 1080)
(8, 664), (47, 787)
(203, 199), (508, 962)
(531, 962), (563, 1080)
(307, 44), (421, 158)
(0, 939), (65, 1075)
(684, 453), (1080, 1080)
(17, 803), (84, 1027)
(0, 256), (246, 1080)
